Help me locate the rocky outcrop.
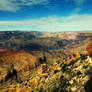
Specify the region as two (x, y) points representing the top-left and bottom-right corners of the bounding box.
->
(0, 53), (92, 92)
(0, 49), (42, 85)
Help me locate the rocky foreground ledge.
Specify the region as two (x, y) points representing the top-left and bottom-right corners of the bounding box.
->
(0, 53), (92, 92)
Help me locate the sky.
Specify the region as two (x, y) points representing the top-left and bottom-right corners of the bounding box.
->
(0, 0), (92, 32)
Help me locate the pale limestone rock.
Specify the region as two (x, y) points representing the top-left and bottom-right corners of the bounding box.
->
(71, 86), (77, 92)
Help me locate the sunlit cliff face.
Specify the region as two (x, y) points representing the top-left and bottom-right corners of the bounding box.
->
(0, 49), (40, 71)
(86, 39), (92, 55)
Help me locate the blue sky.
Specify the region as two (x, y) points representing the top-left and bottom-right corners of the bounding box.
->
(0, 0), (92, 32)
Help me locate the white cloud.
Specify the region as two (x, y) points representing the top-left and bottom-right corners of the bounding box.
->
(0, 0), (86, 12)
(73, 0), (85, 5)
(72, 0), (86, 14)
(0, 0), (88, 13)
(72, 7), (81, 14)
(0, 0), (19, 12)
(21, 0), (49, 5)
(0, 14), (92, 32)
(0, 0), (49, 12)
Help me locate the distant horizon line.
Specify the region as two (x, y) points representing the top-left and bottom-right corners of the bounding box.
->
(0, 30), (92, 33)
